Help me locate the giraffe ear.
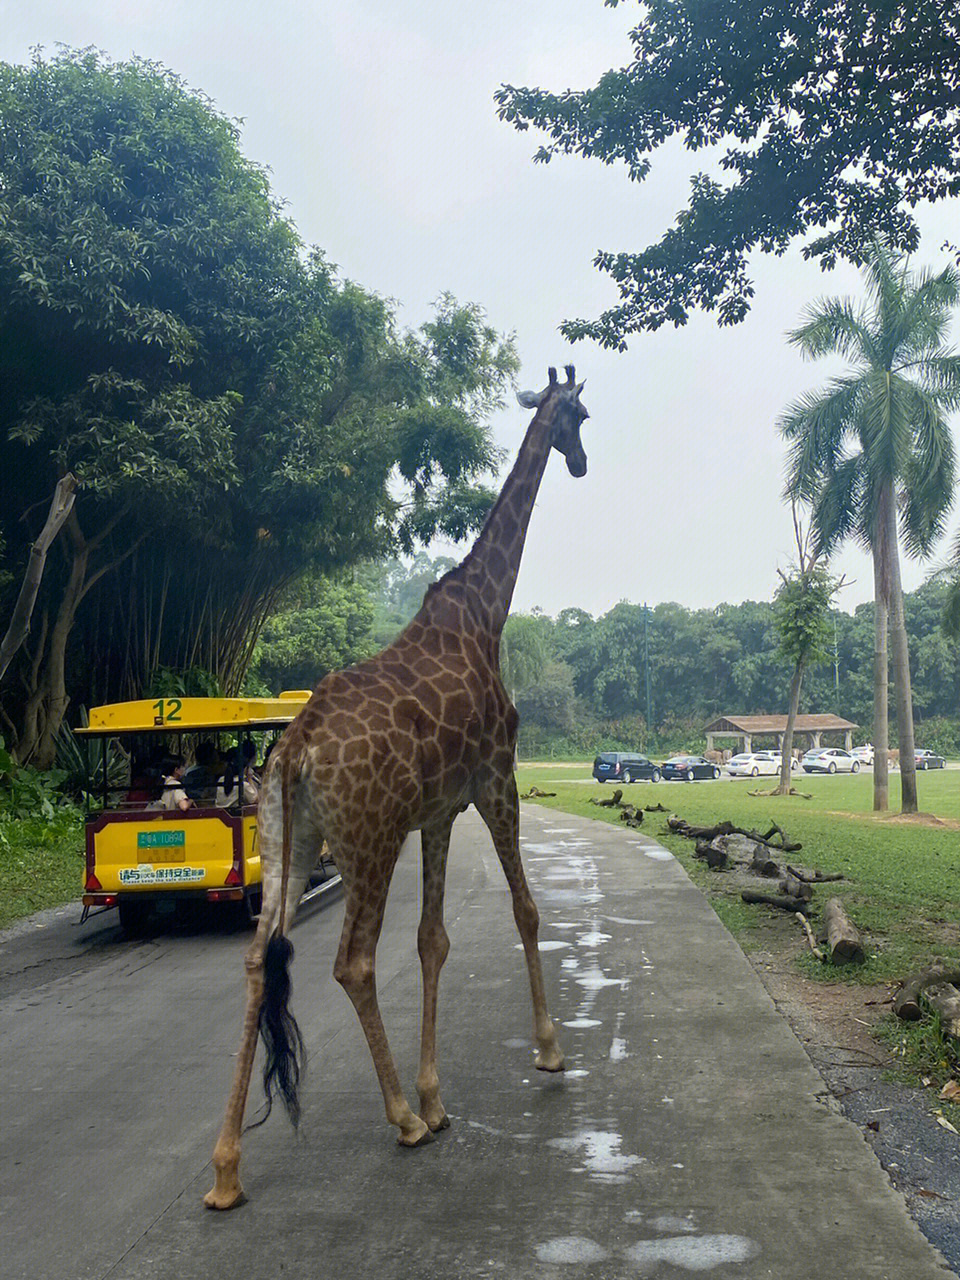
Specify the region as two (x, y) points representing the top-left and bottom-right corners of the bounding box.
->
(517, 389), (545, 409)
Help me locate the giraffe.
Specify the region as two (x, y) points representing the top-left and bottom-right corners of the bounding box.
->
(204, 365), (589, 1209)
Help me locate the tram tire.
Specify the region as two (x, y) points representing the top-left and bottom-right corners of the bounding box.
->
(118, 898), (150, 937)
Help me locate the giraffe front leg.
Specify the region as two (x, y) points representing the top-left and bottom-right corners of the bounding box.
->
(416, 818), (454, 1132)
(334, 877), (431, 1147)
(477, 774), (565, 1073)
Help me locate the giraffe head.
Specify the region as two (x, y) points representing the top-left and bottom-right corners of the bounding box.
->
(517, 365), (589, 477)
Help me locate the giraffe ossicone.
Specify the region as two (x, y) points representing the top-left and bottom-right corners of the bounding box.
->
(204, 366), (591, 1210)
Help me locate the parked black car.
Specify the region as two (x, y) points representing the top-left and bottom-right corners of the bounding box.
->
(593, 752), (661, 784)
(661, 754), (721, 781)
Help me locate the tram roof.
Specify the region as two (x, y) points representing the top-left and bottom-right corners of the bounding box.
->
(74, 691), (312, 736)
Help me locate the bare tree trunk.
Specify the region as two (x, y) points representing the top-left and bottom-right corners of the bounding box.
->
(31, 533), (89, 769)
(872, 531), (890, 813)
(0, 475), (77, 684)
(777, 659), (804, 794)
(17, 612), (49, 761)
(886, 499), (918, 813)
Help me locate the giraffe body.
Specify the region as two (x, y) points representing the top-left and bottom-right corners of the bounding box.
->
(205, 367), (589, 1209)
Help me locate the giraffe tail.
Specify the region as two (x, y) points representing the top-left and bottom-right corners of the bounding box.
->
(256, 931), (305, 1128)
(256, 748), (306, 1128)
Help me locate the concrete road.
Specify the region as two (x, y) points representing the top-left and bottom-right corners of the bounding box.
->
(0, 809), (950, 1280)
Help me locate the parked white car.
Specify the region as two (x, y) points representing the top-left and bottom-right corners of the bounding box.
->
(802, 747), (860, 774)
(851, 744), (874, 766)
(727, 751), (780, 777)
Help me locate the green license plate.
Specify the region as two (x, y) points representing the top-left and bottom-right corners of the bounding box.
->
(137, 830), (186, 849)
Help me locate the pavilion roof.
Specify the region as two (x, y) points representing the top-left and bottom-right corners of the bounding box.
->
(703, 714), (857, 734)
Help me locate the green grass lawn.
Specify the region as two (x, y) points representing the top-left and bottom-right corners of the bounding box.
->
(0, 811), (85, 931)
(516, 765), (960, 985)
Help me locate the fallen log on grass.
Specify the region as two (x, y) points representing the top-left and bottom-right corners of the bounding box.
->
(694, 839), (728, 870)
(750, 846), (781, 878)
(758, 822), (803, 854)
(786, 864), (843, 885)
(924, 983), (960, 1039)
(747, 786), (813, 799)
(590, 788), (623, 808)
(820, 897), (865, 964)
(779, 873), (814, 902)
(893, 965), (960, 1021)
(742, 889), (811, 914)
(667, 816), (802, 857)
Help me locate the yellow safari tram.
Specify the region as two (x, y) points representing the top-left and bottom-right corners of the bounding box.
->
(76, 691), (337, 932)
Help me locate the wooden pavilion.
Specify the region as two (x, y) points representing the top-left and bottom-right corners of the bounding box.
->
(703, 713), (858, 755)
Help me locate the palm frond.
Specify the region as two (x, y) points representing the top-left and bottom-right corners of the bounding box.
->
(893, 265), (960, 360)
(810, 456), (866, 556)
(779, 375), (864, 500)
(859, 371), (924, 503)
(906, 351), (960, 409)
(863, 241), (909, 366)
(787, 298), (875, 364)
(899, 384), (957, 558)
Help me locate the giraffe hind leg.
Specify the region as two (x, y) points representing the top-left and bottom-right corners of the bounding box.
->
(204, 914), (272, 1210)
(416, 816), (454, 1132)
(204, 802), (319, 1208)
(334, 846), (432, 1147)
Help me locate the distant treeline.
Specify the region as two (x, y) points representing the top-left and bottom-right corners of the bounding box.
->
(251, 556), (960, 759)
(506, 579), (959, 759)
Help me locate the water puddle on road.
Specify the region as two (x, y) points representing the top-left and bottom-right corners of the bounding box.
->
(535, 1237), (608, 1264)
(534, 1232), (760, 1272)
(624, 1233), (760, 1270)
(548, 1128), (646, 1182)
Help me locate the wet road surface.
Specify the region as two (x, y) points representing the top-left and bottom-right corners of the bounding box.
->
(0, 808), (950, 1279)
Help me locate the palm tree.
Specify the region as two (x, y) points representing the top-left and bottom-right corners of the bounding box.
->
(780, 243), (960, 813)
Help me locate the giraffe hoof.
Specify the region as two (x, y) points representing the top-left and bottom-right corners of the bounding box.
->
(203, 1183), (247, 1211)
(397, 1118), (434, 1147)
(535, 1049), (566, 1073)
(422, 1109), (450, 1133)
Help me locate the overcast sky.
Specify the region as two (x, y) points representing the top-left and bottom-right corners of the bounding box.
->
(4, 1), (958, 617)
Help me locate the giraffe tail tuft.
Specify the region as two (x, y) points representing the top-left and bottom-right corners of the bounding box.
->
(255, 930), (306, 1129)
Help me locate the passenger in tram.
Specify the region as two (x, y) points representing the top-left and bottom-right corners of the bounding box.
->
(150, 757), (194, 812)
(216, 738), (260, 807)
(182, 741), (224, 804)
(125, 746), (164, 807)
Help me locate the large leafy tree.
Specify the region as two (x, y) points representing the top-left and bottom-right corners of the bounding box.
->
(496, 0), (960, 345)
(0, 51), (515, 763)
(500, 613), (552, 702)
(248, 573), (376, 694)
(781, 244), (960, 812)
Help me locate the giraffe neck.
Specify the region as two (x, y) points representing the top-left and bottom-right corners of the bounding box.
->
(456, 408), (554, 636)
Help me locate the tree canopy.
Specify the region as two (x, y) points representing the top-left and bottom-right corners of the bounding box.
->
(496, 0), (960, 345)
(0, 50), (516, 763)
